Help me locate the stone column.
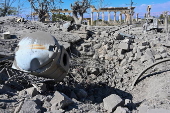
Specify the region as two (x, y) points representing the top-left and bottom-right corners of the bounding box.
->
(119, 13), (122, 23)
(114, 12), (116, 22)
(108, 11), (111, 22)
(91, 12), (93, 25)
(102, 12), (104, 22)
(124, 14), (127, 22)
(87, 20), (90, 25)
(136, 13), (138, 22)
(97, 12), (99, 20)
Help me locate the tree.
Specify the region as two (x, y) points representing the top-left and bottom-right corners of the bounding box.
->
(71, 0), (91, 24)
(0, 0), (17, 16)
(159, 14), (164, 19)
(52, 13), (73, 21)
(28, 0), (57, 22)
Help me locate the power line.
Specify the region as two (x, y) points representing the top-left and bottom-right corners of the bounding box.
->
(126, 0), (137, 25)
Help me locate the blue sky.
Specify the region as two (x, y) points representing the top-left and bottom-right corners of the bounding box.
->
(12, 0), (170, 18)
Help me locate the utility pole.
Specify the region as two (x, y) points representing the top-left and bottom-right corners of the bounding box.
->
(126, 0), (136, 25)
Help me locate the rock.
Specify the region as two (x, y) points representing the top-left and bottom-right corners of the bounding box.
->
(154, 54), (162, 60)
(62, 22), (71, 32)
(161, 52), (167, 58)
(118, 42), (129, 51)
(101, 31), (109, 37)
(103, 94), (123, 112)
(18, 90), (27, 97)
(59, 41), (70, 49)
(14, 101), (24, 113)
(19, 100), (41, 113)
(140, 41), (149, 46)
(138, 46), (147, 52)
(93, 43), (102, 49)
(42, 101), (52, 109)
(3, 31), (11, 39)
(114, 106), (130, 113)
(118, 49), (126, 55)
(45, 110), (63, 113)
(75, 89), (88, 99)
(140, 49), (154, 63)
(120, 59), (127, 66)
(50, 91), (73, 109)
(114, 32), (124, 40)
(87, 67), (99, 75)
(82, 43), (91, 52)
(26, 87), (38, 97)
(105, 54), (113, 61)
(98, 46), (107, 55)
(158, 47), (166, 53)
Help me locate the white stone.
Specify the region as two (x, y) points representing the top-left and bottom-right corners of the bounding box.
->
(50, 91), (73, 109)
(103, 94), (123, 112)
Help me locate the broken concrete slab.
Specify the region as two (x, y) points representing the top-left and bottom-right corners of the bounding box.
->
(50, 91), (73, 109)
(118, 42), (129, 51)
(3, 31), (11, 39)
(103, 94), (123, 112)
(114, 106), (130, 113)
(19, 100), (41, 113)
(26, 87), (38, 97)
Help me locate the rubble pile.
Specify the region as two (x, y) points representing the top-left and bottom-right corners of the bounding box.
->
(0, 16), (170, 113)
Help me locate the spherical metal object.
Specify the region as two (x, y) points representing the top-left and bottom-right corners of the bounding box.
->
(12, 32), (69, 82)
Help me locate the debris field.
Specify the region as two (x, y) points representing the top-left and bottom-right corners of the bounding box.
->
(0, 16), (170, 113)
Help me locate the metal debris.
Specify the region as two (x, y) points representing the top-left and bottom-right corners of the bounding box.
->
(12, 32), (70, 82)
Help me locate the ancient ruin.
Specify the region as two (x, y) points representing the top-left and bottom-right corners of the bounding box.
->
(0, 1), (170, 113)
(90, 6), (135, 25)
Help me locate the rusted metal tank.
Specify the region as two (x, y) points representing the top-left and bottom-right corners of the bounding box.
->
(12, 32), (69, 82)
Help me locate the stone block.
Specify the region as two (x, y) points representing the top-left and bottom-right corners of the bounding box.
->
(114, 106), (130, 113)
(158, 47), (166, 53)
(26, 87), (38, 97)
(103, 94), (123, 112)
(19, 100), (41, 113)
(138, 46), (147, 52)
(161, 53), (167, 58)
(3, 31), (11, 39)
(154, 54), (162, 60)
(50, 91), (73, 109)
(114, 32), (124, 40)
(118, 42), (129, 50)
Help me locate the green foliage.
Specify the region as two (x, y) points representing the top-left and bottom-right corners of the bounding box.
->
(93, 19), (102, 25)
(159, 14), (164, 19)
(52, 13), (73, 21)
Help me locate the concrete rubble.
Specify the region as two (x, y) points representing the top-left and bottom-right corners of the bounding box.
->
(0, 16), (170, 112)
